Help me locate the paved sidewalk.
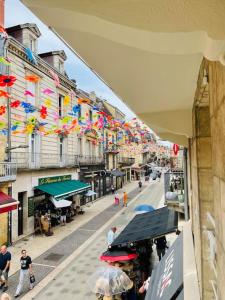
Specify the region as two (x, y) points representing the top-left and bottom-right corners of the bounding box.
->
(8, 181), (139, 276)
(29, 181), (165, 300)
(4, 181), (147, 298)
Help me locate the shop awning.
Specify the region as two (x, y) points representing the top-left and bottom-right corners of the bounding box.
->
(51, 199), (72, 209)
(145, 233), (183, 300)
(109, 170), (125, 177)
(0, 192), (19, 214)
(111, 206), (178, 248)
(35, 180), (91, 199)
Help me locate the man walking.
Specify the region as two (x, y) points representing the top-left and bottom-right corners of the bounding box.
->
(123, 191), (128, 207)
(107, 227), (117, 247)
(15, 249), (34, 297)
(0, 245), (11, 292)
(154, 236), (168, 261)
(138, 180), (142, 192)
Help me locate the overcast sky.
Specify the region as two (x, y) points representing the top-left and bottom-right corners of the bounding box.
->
(5, 0), (135, 119)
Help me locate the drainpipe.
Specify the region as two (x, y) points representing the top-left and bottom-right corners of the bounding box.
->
(183, 147), (189, 221)
(0, 1), (4, 28)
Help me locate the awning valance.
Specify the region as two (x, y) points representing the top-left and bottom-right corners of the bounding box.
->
(35, 180), (91, 199)
(0, 192), (19, 214)
(145, 233), (183, 300)
(111, 206), (178, 248)
(109, 170), (125, 177)
(51, 199), (72, 209)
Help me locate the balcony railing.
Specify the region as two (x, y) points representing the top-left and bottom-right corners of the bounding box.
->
(0, 162), (17, 182)
(79, 155), (105, 165)
(118, 157), (135, 166)
(10, 152), (104, 170)
(104, 145), (119, 154)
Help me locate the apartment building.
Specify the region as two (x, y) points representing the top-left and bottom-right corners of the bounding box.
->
(3, 23), (84, 242)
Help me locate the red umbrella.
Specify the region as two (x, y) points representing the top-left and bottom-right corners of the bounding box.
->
(100, 250), (137, 262)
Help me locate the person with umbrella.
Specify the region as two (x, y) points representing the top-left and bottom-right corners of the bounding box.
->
(89, 266), (133, 300)
(154, 236), (168, 261)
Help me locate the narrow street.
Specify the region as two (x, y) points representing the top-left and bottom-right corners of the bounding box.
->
(21, 180), (164, 300)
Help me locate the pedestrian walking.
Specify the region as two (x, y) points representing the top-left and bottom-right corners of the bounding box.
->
(107, 227), (117, 247)
(0, 245), (11, 292)
(15, 250), (34, 298)
(157, 170), (161, 182)
(114, 193), (120, 206)
(123, 191), (128, 207)
(59, 208), (66, 226)
(138, 180), (142, 192)
(154, 236), (168, 261)
(111, 185), (115, 194)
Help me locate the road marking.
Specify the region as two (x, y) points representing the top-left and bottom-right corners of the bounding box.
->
(78, 228), (96, 232)
(32, 263), (56, 268)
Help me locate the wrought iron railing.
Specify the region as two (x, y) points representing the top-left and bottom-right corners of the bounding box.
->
(10, 152), (104, 169)
(0, 162), (17, 182)
(118, 157), (135, 166)
(79, 155), (105, 165)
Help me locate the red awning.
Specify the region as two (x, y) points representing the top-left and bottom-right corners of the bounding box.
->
(0, 192), (19, 214)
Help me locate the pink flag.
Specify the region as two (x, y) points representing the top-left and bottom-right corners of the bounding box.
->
(49, 70), (60, 87)
(42, 88), (54, 95)
(24, 90), (34, 97)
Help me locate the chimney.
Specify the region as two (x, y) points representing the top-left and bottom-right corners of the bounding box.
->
(0, 0), (4, 27)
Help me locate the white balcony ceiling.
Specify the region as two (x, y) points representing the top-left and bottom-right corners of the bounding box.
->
(21, 0), (225, 145)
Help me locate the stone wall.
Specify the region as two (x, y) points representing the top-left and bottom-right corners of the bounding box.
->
(190, 58), (225, 299)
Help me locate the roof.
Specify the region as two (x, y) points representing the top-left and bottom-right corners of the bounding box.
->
(111, 206), (178, 247)
(35, 180), (91, 199)
(39, 50), (67, 61)
(6, 23), (41, 37)
(146, 233), (183, 300)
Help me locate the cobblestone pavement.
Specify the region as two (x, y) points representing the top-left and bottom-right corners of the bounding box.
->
(32, 181), (164, 300)
(3, 183), (149, 299)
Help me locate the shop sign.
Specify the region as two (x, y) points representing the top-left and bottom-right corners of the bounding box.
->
(38, 175), (71, 186)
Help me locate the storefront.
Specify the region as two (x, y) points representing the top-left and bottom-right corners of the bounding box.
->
(0, 191), (18, 245)
(109, 170), (125, 191)
(31, 176), (90, 233)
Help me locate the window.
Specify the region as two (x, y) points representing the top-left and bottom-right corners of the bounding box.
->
(78, 104), (81, 119)
(78, 138), (82, 155)
(30, 133), (35, 163)
(29, 37), (35, 52)
(105, 132), (109, 149)
(59, 137), (64, 162)
(58, 60), (63, 72)
(26, 80), (36, 106)
(58, 94), (63, 117)
(89, 110), (93, 122)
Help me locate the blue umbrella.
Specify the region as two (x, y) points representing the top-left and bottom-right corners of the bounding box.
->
(134, 204), (155, 214)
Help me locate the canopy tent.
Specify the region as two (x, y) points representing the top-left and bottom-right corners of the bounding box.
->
(51, 198), (72, 209)
(0, 192), (19, 214)
(35, 180), (91, 199)
(145, 233), (183, 300)
(111, 206), (178, 248)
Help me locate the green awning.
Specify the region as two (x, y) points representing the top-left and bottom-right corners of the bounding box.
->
(35, 180), (91, 199)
